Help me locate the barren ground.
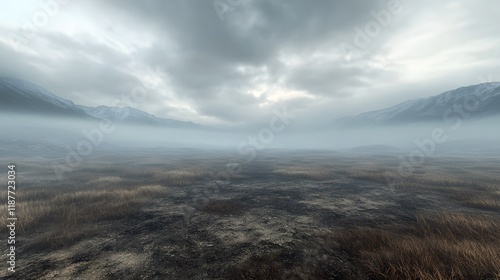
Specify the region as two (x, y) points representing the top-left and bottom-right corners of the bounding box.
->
(1, 150), (499, 279)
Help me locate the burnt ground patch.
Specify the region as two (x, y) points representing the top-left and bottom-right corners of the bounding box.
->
(2, 152), (499, 279)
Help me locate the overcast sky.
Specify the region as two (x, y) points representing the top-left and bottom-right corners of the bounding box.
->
(1, 0), (499, 126)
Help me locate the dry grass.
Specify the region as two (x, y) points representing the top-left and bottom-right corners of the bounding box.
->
(392, 175), (500, 212)
(340, 168), (396, 184)
(229, 253), (286, 280)
(451, 191), (500, 211)
(2, 154), (500, 278)
(153, 168), (208, 186)
(66, 165), (212, 188)
(0, 185), (167, 249)
(270, 159), (500, 279)
(273, 167), (334, 180)
(335, 212), (500, 280)
(229, 248), (361, 280)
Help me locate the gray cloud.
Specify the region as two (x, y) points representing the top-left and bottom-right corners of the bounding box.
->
(1, 0), (499, 126)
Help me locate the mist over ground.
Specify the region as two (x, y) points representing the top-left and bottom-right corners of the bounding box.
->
(2, 112), (500, 157)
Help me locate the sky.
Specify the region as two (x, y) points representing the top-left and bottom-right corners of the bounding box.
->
(1, 0), (499, 127)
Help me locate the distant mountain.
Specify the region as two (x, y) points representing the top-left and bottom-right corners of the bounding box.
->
(332, 82), (500, 127)
(0, 77), (90, 118)
(79, 105), (200, 128)
(0, 77), (200, 128)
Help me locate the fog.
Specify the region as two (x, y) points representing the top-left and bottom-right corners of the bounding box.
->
(2, 113), (500, 159)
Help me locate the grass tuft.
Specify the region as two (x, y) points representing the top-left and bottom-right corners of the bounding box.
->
(334, 212), (500, 280)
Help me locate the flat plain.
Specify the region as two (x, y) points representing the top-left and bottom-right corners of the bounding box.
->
(1, 149), (499, 279)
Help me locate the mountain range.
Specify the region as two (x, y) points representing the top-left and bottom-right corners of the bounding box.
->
(1, 77), (500, 129)
(0, 77), (200, 129)
(332, 82), (500, 127)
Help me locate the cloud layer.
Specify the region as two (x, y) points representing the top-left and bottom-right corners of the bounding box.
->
(1, 0), (499, 126)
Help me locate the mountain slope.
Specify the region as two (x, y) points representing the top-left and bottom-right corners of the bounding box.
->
(0, 77), (200, 128)
(80, 105), (200, 128)
(332, 82), (500, 127)
(0, 77), (90, 118)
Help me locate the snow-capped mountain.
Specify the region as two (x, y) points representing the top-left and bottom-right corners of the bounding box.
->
(332, 82), (500, 127)
(0, 77), (89, 118)
(0, 77), (200, 128)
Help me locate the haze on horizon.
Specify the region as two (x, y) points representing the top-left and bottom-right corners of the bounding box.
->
(1, 0), (500, 128)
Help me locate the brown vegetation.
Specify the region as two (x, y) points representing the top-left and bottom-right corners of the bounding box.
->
(334, 212), (500, 280)
(0, 185), (167, 250)
(273, 167), (334, 180)
(2, 152), (500, 279)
